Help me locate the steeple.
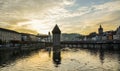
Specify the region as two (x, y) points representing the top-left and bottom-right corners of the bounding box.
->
(52, 24), (61, 34)
(98, 25), (103, 35)
(100, 25), (102, 28)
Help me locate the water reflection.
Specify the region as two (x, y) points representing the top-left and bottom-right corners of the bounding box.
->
(0, 51), (17, 67)
(52, 46), (61, 67)
(0, 50), (39, 67)
(47, 47), (52, 58)
(0, 45), (120, 71)
(99, 45), (105, 64)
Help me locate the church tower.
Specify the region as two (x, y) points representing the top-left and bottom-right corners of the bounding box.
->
(52, 24), (61, 47)
(98, 25), (103, 35)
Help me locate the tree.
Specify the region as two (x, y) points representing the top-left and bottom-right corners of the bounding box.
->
(88, 32), (97, 38)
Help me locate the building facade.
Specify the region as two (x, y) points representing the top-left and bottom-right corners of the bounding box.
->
(21, 33), (39, 42)
(113, 26), (120, 40)
(0, 28), (21, 42)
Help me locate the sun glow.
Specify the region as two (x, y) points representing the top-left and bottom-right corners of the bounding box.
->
(23, 19), (52, 34)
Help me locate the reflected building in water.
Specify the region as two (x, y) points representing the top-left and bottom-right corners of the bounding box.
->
(52, 46), (61, 67)
(99, 45), (105, 64)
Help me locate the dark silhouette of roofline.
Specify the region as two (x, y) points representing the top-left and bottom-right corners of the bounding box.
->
(0, 28), (20, 34)
(52, 24), (61, 34)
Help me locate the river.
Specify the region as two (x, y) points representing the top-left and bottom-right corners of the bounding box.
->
(0, 46), (120, 71)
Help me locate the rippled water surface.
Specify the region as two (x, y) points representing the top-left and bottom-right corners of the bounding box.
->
(0, 47), (120, 71)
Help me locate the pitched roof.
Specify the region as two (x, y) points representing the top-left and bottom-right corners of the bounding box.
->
(0, 28), (19, 33)
(52, 24), (61, 34)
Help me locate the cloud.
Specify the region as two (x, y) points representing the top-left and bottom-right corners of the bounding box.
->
(0, 0), (119, 34)
(63, 0), (76, 6)
(52, 0), (120, 34)
(15, 28), (38, 34)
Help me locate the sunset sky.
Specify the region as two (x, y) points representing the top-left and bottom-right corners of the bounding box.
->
(0, 0), (120, 35)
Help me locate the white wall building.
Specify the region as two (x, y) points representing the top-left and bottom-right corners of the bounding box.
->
(21, 33), (39, 42)
(113, 26), (120, 40)
(113, 35), (120, 40)
(0, 28), (21, 42)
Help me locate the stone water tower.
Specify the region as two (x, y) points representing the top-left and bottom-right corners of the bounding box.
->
(52, 24), (61, 47)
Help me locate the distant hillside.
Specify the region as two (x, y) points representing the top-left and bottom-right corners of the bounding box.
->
(61, 33), (83, 41)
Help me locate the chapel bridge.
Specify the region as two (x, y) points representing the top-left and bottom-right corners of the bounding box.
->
(42, 40), (120, 48)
